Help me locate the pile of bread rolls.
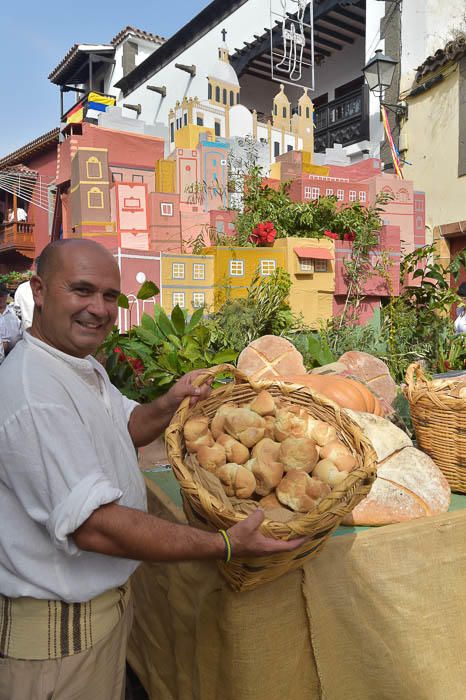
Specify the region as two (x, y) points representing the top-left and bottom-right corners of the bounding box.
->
(183, 390), (357, 515)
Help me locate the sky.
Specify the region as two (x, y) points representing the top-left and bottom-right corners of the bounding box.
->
(0, 0), (208, 158)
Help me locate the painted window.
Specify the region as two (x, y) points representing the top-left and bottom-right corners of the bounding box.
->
(237, 92), (240, 104)
(172, 263), (185, 280)
(274, 142), (280, 157)
(193, 263), (205, 280)
(88, 187), (104, 209)
(86, 157), (102, 180)
(306, 107), (310, 119)
(192, 292), (205, 308)
(325, 188), (334, 196)
(416, 215), (424, 229)
(208, 83), (212, 100)
(299, 259), (313, 273)
(112, 172), (123, 182)
(359, 191), (367, 203)
(229, 260), (244, 277)
(170, 122), (174, 142)
(260, 259), (276, 276)
(160, 202), (173, 216)
(415, 198), (424, 211)
(197, 116), (204, 126)
(230, 90), (234, 106)
(216, 220), (225, 232)
(173, 292), (185, 308)
(132, 174), (144, 183)
(215, 121), (221, 137)
(304, 186), (312, 200)
(337, 189), (345, 201)
(349, 190), (357, 202)
(215, 86), (220, 102)
(304, 187), (320, 200)
(274, 104), (278, 116)
(397, 188), (409, 202)
(314, 259), (328, 273)
(287, 144), (293, 152)
(183, 113), (188, 126)
(282, 107), (287, 118)
(223, 89), (227, 105)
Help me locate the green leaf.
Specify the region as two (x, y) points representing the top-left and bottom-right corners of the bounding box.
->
(167, 334), (182, 348)
(134, 327), (160, 346)
(212, 349), (238, 364)
(171, 305), (186, 335)
(186, 307), (205, 333)
(117, 293), (129, 309)
(141, 313), (158, 333)
(137, 280), (159, 300)
(156, 309), (177, 339)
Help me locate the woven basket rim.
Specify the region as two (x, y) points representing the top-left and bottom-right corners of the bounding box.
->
(165, 364), (377, 537)
(405, 362), (466, 409)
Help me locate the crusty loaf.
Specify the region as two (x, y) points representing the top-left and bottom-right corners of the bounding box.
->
(237, 336), (306, 381)
(343, 446), (451, 526)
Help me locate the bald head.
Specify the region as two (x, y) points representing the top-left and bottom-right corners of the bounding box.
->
(37, 239), (118, 280)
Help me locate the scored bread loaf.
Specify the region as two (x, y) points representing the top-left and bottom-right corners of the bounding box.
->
(343, 446), (450, 526)
(237, 336), (306, 382)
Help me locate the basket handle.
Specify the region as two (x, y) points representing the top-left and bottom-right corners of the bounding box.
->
(405, 362), (429, 392)
(190, 363), (246, 389)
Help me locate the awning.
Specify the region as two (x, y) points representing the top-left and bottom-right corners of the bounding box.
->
(294, 246), (334, 260)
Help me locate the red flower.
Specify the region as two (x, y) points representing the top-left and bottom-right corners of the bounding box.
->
(343, 232), (356, 241)
(250, 221), (277, 246)
(130, 358), (145, 375)
(324, 230), (339, 240)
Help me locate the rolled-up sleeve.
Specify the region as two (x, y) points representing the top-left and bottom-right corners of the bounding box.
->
(0, 404), (123, 556)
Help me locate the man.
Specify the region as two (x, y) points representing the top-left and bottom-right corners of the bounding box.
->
(13, 276), (34, 330)
(0, 284), (21, 360)
(0, 239), (304, 700)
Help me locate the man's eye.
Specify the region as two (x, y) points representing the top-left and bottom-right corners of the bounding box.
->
(75, 288), (91, 295)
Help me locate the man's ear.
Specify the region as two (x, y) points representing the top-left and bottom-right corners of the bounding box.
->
(30, 275), (45, 309)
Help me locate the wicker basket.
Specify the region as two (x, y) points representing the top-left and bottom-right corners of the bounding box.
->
(165, 364), (377, 591)
(405, 362), (466, 493)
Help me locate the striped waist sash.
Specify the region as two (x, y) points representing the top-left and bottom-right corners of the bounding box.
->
(0, 582), (130, 660)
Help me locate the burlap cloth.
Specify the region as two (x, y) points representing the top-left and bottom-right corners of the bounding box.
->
(127, 475), (466, 700)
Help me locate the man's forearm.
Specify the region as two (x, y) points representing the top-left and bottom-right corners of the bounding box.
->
(73, 502), (225, 562)
(128, 393), (175, 448)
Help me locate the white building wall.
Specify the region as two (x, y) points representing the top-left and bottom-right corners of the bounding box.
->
(400, 0), (466, 93)
(364, 0), (387, 157)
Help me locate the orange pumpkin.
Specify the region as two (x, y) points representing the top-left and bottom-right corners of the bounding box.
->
(275, 374), (384, 416)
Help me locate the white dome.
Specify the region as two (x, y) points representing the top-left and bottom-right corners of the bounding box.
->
(208, 56), (239, 87)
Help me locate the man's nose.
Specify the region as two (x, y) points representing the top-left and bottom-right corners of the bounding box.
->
(87, 294), (107, 316)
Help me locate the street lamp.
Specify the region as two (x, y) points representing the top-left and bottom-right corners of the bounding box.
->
(362, 49), (407, 117)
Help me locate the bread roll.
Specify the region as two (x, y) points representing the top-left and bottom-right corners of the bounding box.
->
(196, 443), (227, 473)
(343, 446), (451, 526)
(263, 415), (276, 440)
(237, 335), (306, 381)
(313, 459), (348, 487)
(217, 463), (257, 499)
(250, 438), (284, 495)
(216, 434), (250, 465)
(184, 416), (210, 442)
(249, 390), (276, 417)
(224, 408), (266, 448)
(279, 437), (319, 473)
(319, 440), (356, 472)
(210, 403), (238, 440)
(276, 470), (331, 513)
(274, 408), (317, 442)
(310, 421), (337, 447)
(259, 493), (282, 509)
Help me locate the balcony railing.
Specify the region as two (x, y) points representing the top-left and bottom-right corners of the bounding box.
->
(314, 86), (370, 153)
(0, 222), (35, 254)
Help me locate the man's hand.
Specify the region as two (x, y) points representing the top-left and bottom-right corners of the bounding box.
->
(163, 369), (214, 412)
(128, 368), (213, 448)
(226, 509), (308, 557)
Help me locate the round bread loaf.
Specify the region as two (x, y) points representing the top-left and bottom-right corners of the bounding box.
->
(237, 336), (306, 382)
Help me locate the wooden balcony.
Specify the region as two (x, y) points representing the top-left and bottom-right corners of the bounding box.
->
(314, 86), (370, 153)
(0, 222), (35, 256)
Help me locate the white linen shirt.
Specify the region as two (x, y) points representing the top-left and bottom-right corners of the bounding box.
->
(14, 280), (34, 330)
(0, 332), (147, 603)
(0, 305), (21, 346)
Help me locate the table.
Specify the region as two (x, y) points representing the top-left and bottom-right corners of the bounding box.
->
(127, 468), (466, 700)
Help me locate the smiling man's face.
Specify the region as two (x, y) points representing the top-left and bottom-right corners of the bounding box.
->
(31, 243), (120, 358)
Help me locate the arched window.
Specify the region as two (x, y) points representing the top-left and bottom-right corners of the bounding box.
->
(237, 91), (240, 104)
(223, 88), (227, 104)
(282, 107), (287, 118)
(208, 82), (212, 100)
(306, 107), (310, 119)
(274, 104), (278, 116)
(298, 106), (302, 116)
(215, 86), (220, 102)
(230, 90), (234, 106)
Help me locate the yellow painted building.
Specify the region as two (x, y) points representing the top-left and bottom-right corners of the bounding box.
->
(273, 237), (335, 328)
(160, 253), (215, 313)
(202, 245), (287, 308)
